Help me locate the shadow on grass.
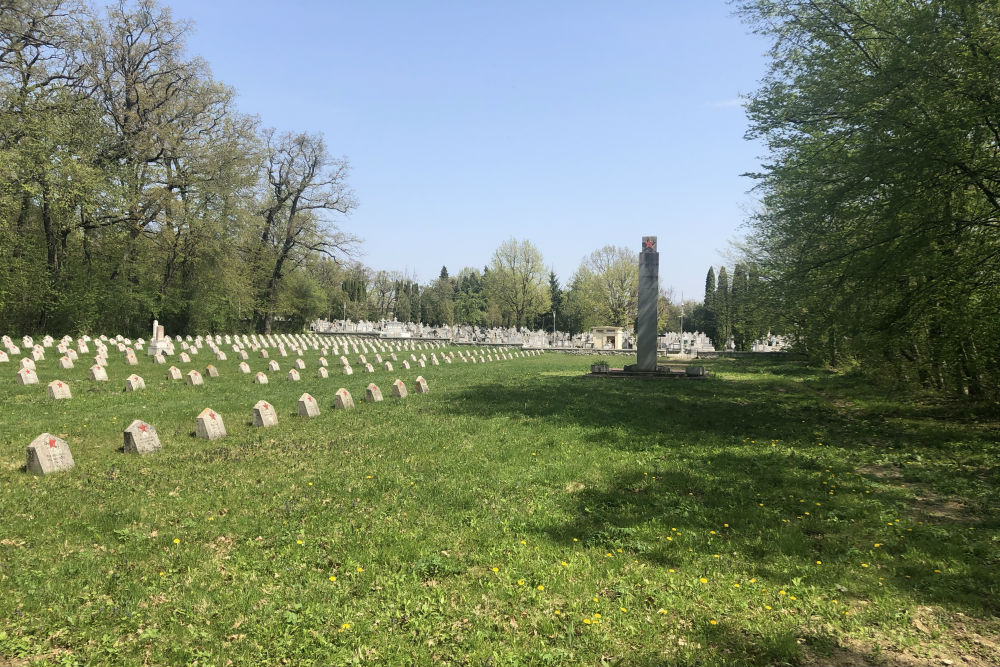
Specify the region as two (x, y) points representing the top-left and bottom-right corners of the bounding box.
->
(440, 359), (1000, 619)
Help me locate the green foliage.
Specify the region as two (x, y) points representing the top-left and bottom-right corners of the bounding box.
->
(739, 0), (1000, 397)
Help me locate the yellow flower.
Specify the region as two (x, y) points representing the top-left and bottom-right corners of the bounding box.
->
(520, 540), (526, 545)
(173, 538), (180, 544)
(749, 578), (756, 583)
(699, 577), (708, 584)
(779, 590), (786, 595)
(667, 536), (673, 541)
(668, 568), (675, 573)
(733, 583), (740, 588)
(724, 523), (729, 527)
(341, 623), (350, 629)
(297, 540), (303, 545)
(553, 610), (560, 615)
(537, 585), (544, 591)
(329, 576), (336, 582)
(816, 560), (822, 565)
(657, 608), (667, 614)
(517, 579), (525, 586)
(764, 605), (772, 610)
(710, 619), (718, 625)
(874, 543), (881, 548)
(583, 618), (591, 624)
(593, 597), (599, 602)
(491, 567), (499, 572)
(593, 613), (601, 618)
(710, 530), (716, 535)
(861, 563), (869, 568)
(356, 566), (364, 572)
(207, 517), (214, 521)
(572, 538), (578, 542)
(620, 607), (627, 612)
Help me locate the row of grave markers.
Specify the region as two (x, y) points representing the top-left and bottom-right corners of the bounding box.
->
(25, 377), (429, 475)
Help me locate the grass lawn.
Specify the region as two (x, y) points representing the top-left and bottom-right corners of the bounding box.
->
(1, 342), (998, 666)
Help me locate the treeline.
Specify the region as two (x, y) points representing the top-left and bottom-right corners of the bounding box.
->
(1, 0), (356, 336)
(314, 239), (710, 337)
(699, 264), (767, 351)
(738, 1), (1000, 398)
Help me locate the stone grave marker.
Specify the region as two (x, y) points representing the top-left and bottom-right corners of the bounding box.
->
(17, 368), (38, 385)
(239, 350), (249, 361)
(294, 358), (305, 370)
(364, 363), (374, 373)
(0, 351), (7, 363)
(418, 359), (426, 368)
(259, 349), (269, 359)
(252, 400), (278, 427)
(238, 361), (251, 374)
(89, 365), (108, 381)
(58, 356), (74, 369)
(415, 376), (429, 394)
(123, 348), (138, 365)
(26, 433), (74, 475)
(334, 387), (355, 409)
(20, 357), (35, 371)
(216, 351), (227, 361)
(254, 372), (269, 384)
(179, 352), (191, 363)
(391, 379), (407, 398)
(375, 354), (383, 363)
(195, 408), (226, 440)
(365, 383), (383, 402)
(123, 419), (161, 454)
(384, 361), (393, 371)
(343, 365), (353, 375)
(186, 370), (204, 386)
(125, 374), (145, 391)
(402, 360), (410, 370)
(205, 364), (219, 378)
(32, 348), (45, 361)
(268, 360), (280, 372)
(339, 355), (350, 367)
(152, 353), (166, 364)
(298, 393), (320, 418)
(287, 369), (301, 381)
(167, 366), (182, 380)
(319, 357), (328, 367)
(317, 366), (329, 379)
(390, 353), (398, 361)
(47, 379), (71, 399)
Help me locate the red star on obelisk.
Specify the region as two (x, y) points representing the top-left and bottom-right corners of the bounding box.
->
(644, 238), (655, 250)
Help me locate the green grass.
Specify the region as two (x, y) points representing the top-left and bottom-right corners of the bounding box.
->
(1, 344), (998, 666)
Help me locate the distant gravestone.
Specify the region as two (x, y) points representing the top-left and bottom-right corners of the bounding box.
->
(0, 351), (7, 363)
(391, 379), (407, 398)
(365, 383), (383, 402)
(343, 365), (353, 376)
(418, 359), (426, 368)
(17, 368), (38, 385)
(47, 379), (71, 399)
(317, 366), (329, 379)
(415, 376), (429, 394)
(239, 350), (249, 361)
(186, 370), (204, 385)
(216, 351), (227, 361)
(125, 374), (145, 391)
(20, 358), (35, 371)
(259, 349), (269, 359)
(268, 360), (280, 372)
(123, 419), (161, 454)
(390, 353), (398, 361)
(254, 372), (268, 384)
(294, 358), (305, 370)
(152, 353), (166, 364)
(339, 355), (350, 367)
(195, 408), (226, 440)
(384, 361), (393, 371)
(252, 400), (278, 427)
(298, 392), (320, 418)
(319, 357), (328, 367)
(205, 364), (219, 378)
(123, 348), (138, 365)
(179, 352), (191, 364)
(58, 356), (74, 369)
(334, 387), (355, 409)
(32, 348), (44, 361)
(167, 366), (182, 380)
(238, 361), (251, 374)
(364, 363), (374, 373)
(89, 364), (108, 381)
(287, 369), (301, 381)
(26, 433), (74, 475)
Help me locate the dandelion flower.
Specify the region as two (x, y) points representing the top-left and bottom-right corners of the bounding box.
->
(583, 618), (591, 624)
(779, 590), (786, 595)
(357, 566), (364, 573)
(816, 560), (822, 565)
(491, 567), (499, 572)
(710, 619), (718, 625)
(517, 579), (525, 586)
(699, 577), (708, 584)
(537, 585), (544, 591)
(173, 538), (180, 544)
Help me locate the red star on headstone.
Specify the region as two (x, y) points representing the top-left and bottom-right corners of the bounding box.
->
(307, 396), (313, 402)
(48, 437), (56, 448)
(25, 370), (30, 374)
(139, 423), (148, 432)
(209, 412), (216, 420)
(263, 403), (269, 410)
(57, 382), (63, 387)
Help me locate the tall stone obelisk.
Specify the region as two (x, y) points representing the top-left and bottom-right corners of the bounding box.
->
(636, 236), (659, 371)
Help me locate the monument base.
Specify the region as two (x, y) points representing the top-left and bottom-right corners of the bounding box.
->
(588, 364), (709, 379)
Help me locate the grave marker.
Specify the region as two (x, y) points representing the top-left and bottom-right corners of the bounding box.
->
(287, 369), (301, 381)
(391, 378), (407, 398)
(186, 370), (204, 385)
(123, 419), (161, 454)
(205, 364), (219, 378)
(123, 348), (138, 365)
(26, 433), (74, 475)
(124, 374), (145, 391)
(252, 400), (278, 427)
(334, 388), (355, 409)
(298, 393), (320, 418)
(47, 380), (71, 399)
(254, 372), (269, 384)
(195, 408), (226, 440)
(89, 365), (108, 381)
(167, 366), (182, 380)
(268, 360), (280, 372)
(365, 383), (383, 402)
(414, 376), (429, 394)
(317, 367), (329, 378)
(58, 356), (74, 369)
(343, 365), (353, 376)
(17, 368), (38, 385)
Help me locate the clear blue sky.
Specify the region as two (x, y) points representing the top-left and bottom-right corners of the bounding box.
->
(166, 0), (770, 301)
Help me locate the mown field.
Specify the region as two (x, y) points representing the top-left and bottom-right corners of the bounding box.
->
(1, 343), (998, 666)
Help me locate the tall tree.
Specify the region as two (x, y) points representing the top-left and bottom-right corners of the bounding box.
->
(716, 266), (731, 349)
(484, 238), (550, 327)
(703, 267), (717, 345)
(576, 245), (638, 327)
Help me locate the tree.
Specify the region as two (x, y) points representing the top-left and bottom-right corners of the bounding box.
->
(739, 0), (1000, 395)
(251, 129), (357, 333)
(484, 238), (550, 327)
(715, 266), (731, 349)
(576, 245), (638, 327)
(703, 267), (717, 344)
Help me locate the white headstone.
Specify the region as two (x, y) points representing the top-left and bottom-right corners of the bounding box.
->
(391, 379), (407, 399)
(334, 387), (355, 409)
(46, 379), (71, 399)
(89, 364), (108, 381)
(317, 366), (329, 378)
(195, 408), (226, 440)
(252, 400), (278, 427)
(365, 383), (383, 402)
(254, 372), (269, 384)
(123, 419), (161, 454)
(287, 369), (300, 382)
(17, 368), (38, 385)
(238, 362), (251, 374)
(124, 374), (145, 392)
(415, 376), (429, 394)
(26, 433), (74, 475)
(268, 360), (280, 372)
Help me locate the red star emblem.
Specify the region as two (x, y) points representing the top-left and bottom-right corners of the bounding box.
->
(307, 396), (313, 402)
(48, 437), (56, 448)
(263, 403), (269, 410)
(25, 370), (30, 374)
(57, 382), (63, 387)
(644, 238), (655, 249)
(209, 412), (216, 420)
(139, 423), (148, 432)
